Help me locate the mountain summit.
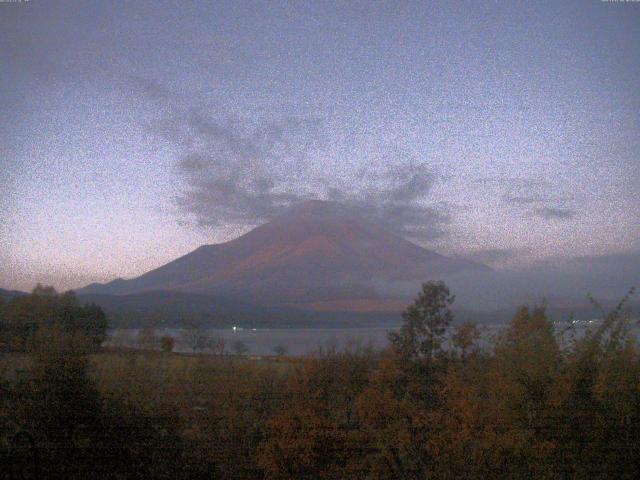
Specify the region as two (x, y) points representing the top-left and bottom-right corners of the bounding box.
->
(80, 201), (488, 310)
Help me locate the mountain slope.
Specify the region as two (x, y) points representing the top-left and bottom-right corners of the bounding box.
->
(0, 288), (27, 302)
(79, 201), (489, 307)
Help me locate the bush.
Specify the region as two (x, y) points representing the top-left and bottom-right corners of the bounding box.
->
(160, 335), (175, 353)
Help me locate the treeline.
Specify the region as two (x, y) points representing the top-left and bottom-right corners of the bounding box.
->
(0, 285), (107, 352)
(1, 282), (639, 479)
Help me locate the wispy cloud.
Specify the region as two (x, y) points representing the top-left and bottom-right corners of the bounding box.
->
(141, 87), (450, 240)
(326, 163), (449, 240)
(171, 113), (321, 226)
(502, 194), (544, 205)
(497, 177), (577, 221)
(534, 207), (577, 220)
(129, 75), (173, 101)
(457, 248), (527, 264)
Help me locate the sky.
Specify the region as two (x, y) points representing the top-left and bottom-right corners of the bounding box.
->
(1, 0), (639, 291)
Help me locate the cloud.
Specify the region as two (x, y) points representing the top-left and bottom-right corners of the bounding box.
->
(502, 194), (544, 205)
(129, 75), (173, 101)
(171, 113), (320, 226)
(497, 178), (577, 221)
(533, 207), (577, 220)
(324, 161), (448, 239)
(457, 248), (526, 264)
(133, 78), (451, 240)
(150, 106), (449, 240)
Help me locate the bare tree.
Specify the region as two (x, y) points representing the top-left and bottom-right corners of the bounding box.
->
(182, 322), (210, 354)
(210, 334), (226, 356)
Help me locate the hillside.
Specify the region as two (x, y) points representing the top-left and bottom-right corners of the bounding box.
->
(0, 288), (26, 302)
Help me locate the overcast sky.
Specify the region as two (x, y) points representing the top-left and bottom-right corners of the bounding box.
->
(1, 0), (639, 291)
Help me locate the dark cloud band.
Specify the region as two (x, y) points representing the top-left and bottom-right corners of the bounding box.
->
(152, 107), (450, 240)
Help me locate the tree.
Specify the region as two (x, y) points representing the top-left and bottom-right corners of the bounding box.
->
(231, 339), (249, 356)
(136, 327), (158, 350)
(273, 344), (288, 357)
(66, 301), (108, 349)
(552, 291), (640, 478)
(494, 306), (560, 398)
(258, 350), (374, 479)
(160, 335), (175, 353)
(388, 281), (455, 363)
(210, 334), (226, 356)
(32, 283), (57, 297)
(452, 322), (481, 361)
(182, 322), (221, 354)
(0, 296), (6, 348)
(2, 286), (107, 352)
(20, 324), (105, 478)
(12, 322), (185, 479)
(482, 305), (561, 475)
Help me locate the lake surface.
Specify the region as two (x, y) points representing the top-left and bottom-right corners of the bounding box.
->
(108, 326), (396, 356)
(106, 322), (640, 356)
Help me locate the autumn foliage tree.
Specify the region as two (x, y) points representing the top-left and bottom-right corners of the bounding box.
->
(2, 281), (639, 478)
(388, 281), (455, 364)
(258, 347), (374, 479)
(1, 285), (107, 352)
(160, 335), (175, 353)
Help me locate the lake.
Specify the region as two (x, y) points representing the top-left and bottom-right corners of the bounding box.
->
(108, 326), (396, 356)
(106, 321), (639, 356)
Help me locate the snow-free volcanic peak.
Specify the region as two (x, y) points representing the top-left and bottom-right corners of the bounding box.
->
(79, 201), (489, 311)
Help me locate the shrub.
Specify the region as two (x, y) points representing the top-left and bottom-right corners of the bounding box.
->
(160, 335), (175, 353)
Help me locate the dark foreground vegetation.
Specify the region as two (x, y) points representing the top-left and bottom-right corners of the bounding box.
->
(1, 283), (639, 479)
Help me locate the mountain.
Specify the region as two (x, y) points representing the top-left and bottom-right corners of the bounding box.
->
(79, 200), (489, 311)
(0, 288), (26, 302)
